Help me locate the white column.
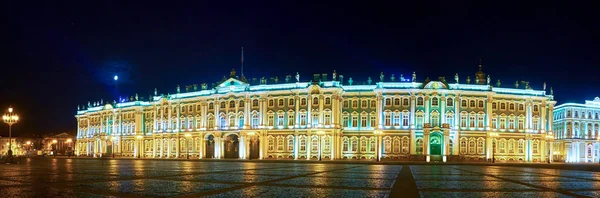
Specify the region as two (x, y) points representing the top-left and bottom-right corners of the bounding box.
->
(294, 134), (299, 160)
(307, 96), (312, 127)
(239, 135), (245, 159)
(319, 95), (324, 127)
(410, 95), (416, 129)
(441, 97), (446, 124)
(424, 96), (430, 123)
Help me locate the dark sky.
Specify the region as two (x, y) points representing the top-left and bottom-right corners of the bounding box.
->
(0, 1), (598, 136)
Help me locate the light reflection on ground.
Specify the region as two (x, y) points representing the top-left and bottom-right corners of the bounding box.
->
(1, 158), (600, 197)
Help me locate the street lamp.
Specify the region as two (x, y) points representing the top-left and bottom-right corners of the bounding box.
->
(490, 132), (499, 163)
(317, 131), (325, 161)
(185, 134), (191, 159)
(67, 139), (72, 157)
(3, 107), (19, 163)
(52, 139), (57, 158)
(373, 130), (383, 162)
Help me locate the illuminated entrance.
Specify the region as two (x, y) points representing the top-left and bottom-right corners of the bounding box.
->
(248, 135), (260, 159)
(224, 134), (239, 159)
(430, 132), (443, 156)
(205, 135), (215, 158)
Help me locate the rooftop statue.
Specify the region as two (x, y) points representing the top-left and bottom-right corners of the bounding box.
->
(496, 79), (501, 87)
(154, 88), (158, 96)
(391, 74), (395, 81)
(339, 75), (344, 84)
(487, 75), (491, 85)
(454, 73), (459, 83)
(380, 72), (384, 82)
(135, 93), (139, 101)
(466, 76), (471, 84)
(400, 74), (404, 81)
(412, 72), (416, 82)
(295, 72), (300, 82)
(543, 82), (546, 90)
(515, 81), (519, 88)
(177, 85), (180, 93)
(333, 70), (337, 81)
(348, 77), (353, 85)
(285, 75), (290, 83)
(368, 77), (372, 85)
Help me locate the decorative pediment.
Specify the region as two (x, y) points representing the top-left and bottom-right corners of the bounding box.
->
(218, 78), (248, 88)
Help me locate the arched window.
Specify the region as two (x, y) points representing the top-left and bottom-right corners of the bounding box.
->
(360, 137), (367, 152)
(384, 137), (391, 153)
(251, 113), (259, 128)
(446, 98), (454, 106)
(432, 98), (439, 106)
(325, 97), (331, 105)
(312, 97), (319, 105)
(229, 115), (235, 127)
(301, 98), (307, 106)
(401, 137), (409, 154)
(385, 98), (391, 106)
(468, 138), (476, 154)
(267, 136), (274, 152)
(477, 138), (484, 154)
(229, 101), (235, 108)
(311, 137), (319, 152)
(416, 138), (424, 154)
(351, 137), (358, 152)
(417, 97), (424, 105)
(342, 138), (349, 152)
(394, 98), (400, 106)
(461, 100), (467, 107)
(287, 136), (294, 151)
(299, 137), (306, 151)
(277, 136), (284, 151)
(518, 139), (524, 154)
(392, 138), (400, 153)
(220, 102), (226, 109)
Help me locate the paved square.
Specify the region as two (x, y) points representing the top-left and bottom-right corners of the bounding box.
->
(1, 158), (600, 197)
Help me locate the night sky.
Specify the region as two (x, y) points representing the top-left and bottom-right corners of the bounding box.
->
(1, 1), (598, 137)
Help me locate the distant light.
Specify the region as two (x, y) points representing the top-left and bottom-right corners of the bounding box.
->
(114, 75), (119, 81)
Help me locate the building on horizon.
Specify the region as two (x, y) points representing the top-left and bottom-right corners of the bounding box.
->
(75, 64), (556, 162)
(552, 97), (600, 163)
(42, 132), (75, 156)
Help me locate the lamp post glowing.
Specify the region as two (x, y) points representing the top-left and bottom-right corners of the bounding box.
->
(490, 132), (499, 163)
(373, 130), (383, 162)
(67, 139), (73, 157)
(52, 139), (57, 157)
(317, 131), (325, 161)
(185, 134), (191, 159)
(2, 107), (19, 163)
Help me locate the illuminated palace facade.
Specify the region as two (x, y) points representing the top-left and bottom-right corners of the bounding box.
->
(552, 97), (600, 163)
(75, 67), (556, 162)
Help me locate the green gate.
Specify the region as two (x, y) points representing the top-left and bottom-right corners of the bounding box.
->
(429, 133), (443, 155)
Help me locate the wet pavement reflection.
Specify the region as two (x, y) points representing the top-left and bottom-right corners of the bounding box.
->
(1, 158), (600, 197)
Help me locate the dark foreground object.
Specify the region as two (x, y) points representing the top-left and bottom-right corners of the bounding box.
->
(0, 158), (600, 197)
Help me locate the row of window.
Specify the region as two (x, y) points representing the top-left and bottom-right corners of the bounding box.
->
(559, 109), (600, 120)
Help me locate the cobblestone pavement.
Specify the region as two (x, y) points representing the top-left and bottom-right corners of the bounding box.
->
(0, 158), (599, 197)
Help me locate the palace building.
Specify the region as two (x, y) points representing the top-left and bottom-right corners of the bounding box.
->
(75, 64), (556, 162)
(552, 97), (600, 163)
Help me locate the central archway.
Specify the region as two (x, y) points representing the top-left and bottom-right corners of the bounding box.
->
(224, 134), (239, 159)
(248, 135), (260, 159)
(429, 132), (443, 156)
(205, 134), (215, 158)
